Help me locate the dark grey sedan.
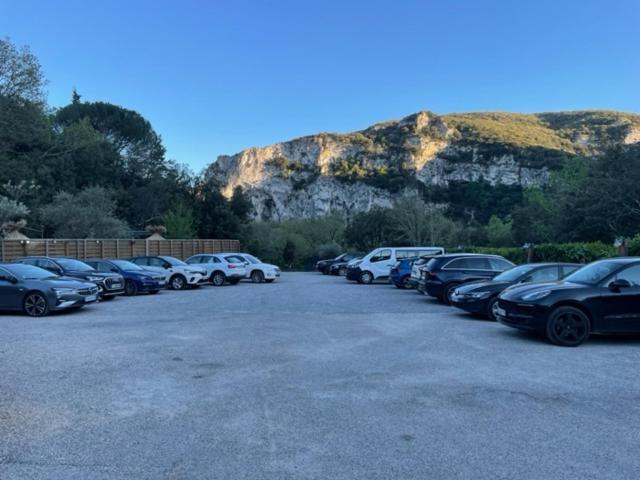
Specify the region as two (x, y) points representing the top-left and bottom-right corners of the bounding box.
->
(0, 263), (99, 317)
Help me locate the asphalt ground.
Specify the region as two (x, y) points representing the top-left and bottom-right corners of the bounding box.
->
(1, 272), (639, 479)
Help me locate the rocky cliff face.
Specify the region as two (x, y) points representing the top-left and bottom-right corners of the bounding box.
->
(206, 110), (640, 220)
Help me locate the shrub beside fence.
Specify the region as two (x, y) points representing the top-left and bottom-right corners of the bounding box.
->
(0, 238), (240, 262)
(451, 242), (619, 264)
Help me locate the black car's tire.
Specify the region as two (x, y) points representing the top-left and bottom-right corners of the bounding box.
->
(487, 296), (500, 321)
(228, 278), (241, 285)
(23, 292), (49, 317)
(265, 279), (274, 283)
(170, 274), (188, 290)
(321, 270), (329, 275)
(545, 306), (591, 347)
(442, 283), (460, 305)
(101, 295), (116, 301)
(359, 271), (374, 284)
(339, 267), (347, 276)
(251, 270), (265, 283)
(149, 290), (160, 294)
(211, 271), (226, 287)
(124, 280), (138, 296)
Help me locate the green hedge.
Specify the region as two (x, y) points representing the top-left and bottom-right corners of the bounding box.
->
(452, 242), (618, 264)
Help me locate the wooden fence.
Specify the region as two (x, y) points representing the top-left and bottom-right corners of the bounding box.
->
(0, 238), (240, 262)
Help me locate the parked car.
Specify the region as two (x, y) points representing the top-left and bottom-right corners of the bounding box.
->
(14, 256), (125, 300)
(450, 263), (581, 320)
(409, 254), (443, 288)
(329, 256), (363, 276)
(497, 258), (640, 347)
(316, 252), (363, 275)
(347, 247), (445, 284)
(127, 256), (206, 290)
(418, 253), (515, 304)
(0, 263), (99, 316)
(234, 253), (281, 283)
(389, 257), (420, 289)
(84, 259), (166, 296)
(185, 253), (247, 286)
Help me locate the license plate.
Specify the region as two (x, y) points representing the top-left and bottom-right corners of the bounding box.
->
(85, 294), (97, 303)
(111, 283), (122, 289)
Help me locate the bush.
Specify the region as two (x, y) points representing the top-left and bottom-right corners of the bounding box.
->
(453, 242), (617, 264)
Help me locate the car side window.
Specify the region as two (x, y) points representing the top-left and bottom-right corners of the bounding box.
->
(396, 250), (411, 260)
(0, 267), (13, 282)
(370, 250), (392, 263)
(444, 258), (468, 270)
(211, 256), (221, 263)
(561, 265), (580, 277)
(37, 259), (58, 271)
(528, 266), (559, 283)
(186, 256), (200, 264)
(148, 258), (164, 267)
(488, 258), (512, 272)
(20, 258), (38, 266)
(614, 265), (640, 287)
(131, 257), (147, 266)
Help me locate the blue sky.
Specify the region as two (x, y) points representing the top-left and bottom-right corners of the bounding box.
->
(2, 0), (638, 171)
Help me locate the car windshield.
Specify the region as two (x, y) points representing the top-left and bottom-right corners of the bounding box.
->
(563, 260), (622, 285)
(111, 260), (144, 271)
(3, 264), (57, 280)
(244, 255), (260, 264)
(493, 265), (536, 282)
(161, 256), (187, 266)
(56, 258), (95, 271)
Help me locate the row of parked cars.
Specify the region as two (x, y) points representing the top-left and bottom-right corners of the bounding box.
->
(317, 248), (640, 347)
(0, 253), (281, 317)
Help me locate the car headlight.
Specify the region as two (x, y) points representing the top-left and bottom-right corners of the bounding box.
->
(521, 290), (552, 301)
(53, 287), (76, 298)
(86, 276), (103, 282)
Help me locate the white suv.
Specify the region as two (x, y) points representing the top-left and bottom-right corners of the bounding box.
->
(236, 253), (281, 283)
(185, 253), (247, 286)
(128, 255), (206, 290)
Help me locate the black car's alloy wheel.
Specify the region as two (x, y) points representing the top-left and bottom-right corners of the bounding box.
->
(171, 274), (187, 290)
(24, 292), (48, 317)
(546, 306), (591, 347)
(442, 284), (459, 305)
(338, 267), (347, 276)
(487, 297), (500, 321)
(251, 270), (264, 283)
(211, 272), (226, 286)
(124, 280), (138, 296)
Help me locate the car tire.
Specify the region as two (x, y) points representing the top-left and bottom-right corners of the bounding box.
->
(545, 306), (591, 347)
(228, 278), (241, 285)
(101, 295), (116, 301)
(211, 271), (226, 287)
(170, 274), (188, 290)
(442, 283), (460, 305)
(359, 271), (373, 284)
(124, 280), (138, 296)
(487, 297), (500, 321)
(265, 279), (274, 283)
(149, 290), (160, 294)
(23, 292), (49, 317)
(251, 270), (265, 283)
(339, 267), (347, 276)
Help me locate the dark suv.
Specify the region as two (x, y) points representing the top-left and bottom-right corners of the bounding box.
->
(15, 256), (125, 300)
(418, 253), (515, 304)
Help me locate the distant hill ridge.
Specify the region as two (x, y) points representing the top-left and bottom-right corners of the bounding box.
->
(206, 110), (640, 220)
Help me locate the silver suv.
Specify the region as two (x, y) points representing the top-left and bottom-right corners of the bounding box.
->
(185, 254), (248, 286)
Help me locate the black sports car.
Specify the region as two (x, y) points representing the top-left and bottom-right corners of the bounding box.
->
(496, 258), (640, 346)
(0, 263), (98, 316)
(329, 256), (363, 276)
(451, 263), (581, 320)
(316, 252), (363, 275)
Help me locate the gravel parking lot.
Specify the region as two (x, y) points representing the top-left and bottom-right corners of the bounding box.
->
(1, 272), (639, 480)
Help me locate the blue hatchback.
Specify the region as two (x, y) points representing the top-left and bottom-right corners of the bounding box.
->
(389, 257), (419, 289)
(84, 259), (166, 296)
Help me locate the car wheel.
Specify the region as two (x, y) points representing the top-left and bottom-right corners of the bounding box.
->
(101, 295), (116, 301)
(211, 271), (226, 286)
(265, 279), (274, 283)
(545, 306), (591, 347)
(149, 290), (160, 294)
(359, 271), (373, 284)
(339, 267), (347, 276)
(487, 297), (500, 321)
(23, 292), (49, 317)
(170, 274), (187, 290)
(124, 280), (138, 296)
(228, 278), (241, 285)
(442, 283), (459, 305)
(251, 270), (265, 283)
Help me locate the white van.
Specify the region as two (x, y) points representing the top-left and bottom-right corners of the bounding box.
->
(348, 247), (445, 284)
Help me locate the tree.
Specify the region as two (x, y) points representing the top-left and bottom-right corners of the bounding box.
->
(0, 38), (46, 102)
(41, 186), (131, 238)
(344, 207), (399, 250)
(0, 196), (30, 237)
(162, 203), (196, 239)
(486, 215), (514, 247)
(229, 186), (253, 221)
(282, 240), (296, 268)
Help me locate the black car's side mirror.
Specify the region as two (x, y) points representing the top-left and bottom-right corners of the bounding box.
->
(609, 278), (631, 291)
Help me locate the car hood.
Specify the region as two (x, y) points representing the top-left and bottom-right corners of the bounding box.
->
(456, 280), (513, 294)
(32, 277), (96, 289)
(501, 281), (583, 300)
